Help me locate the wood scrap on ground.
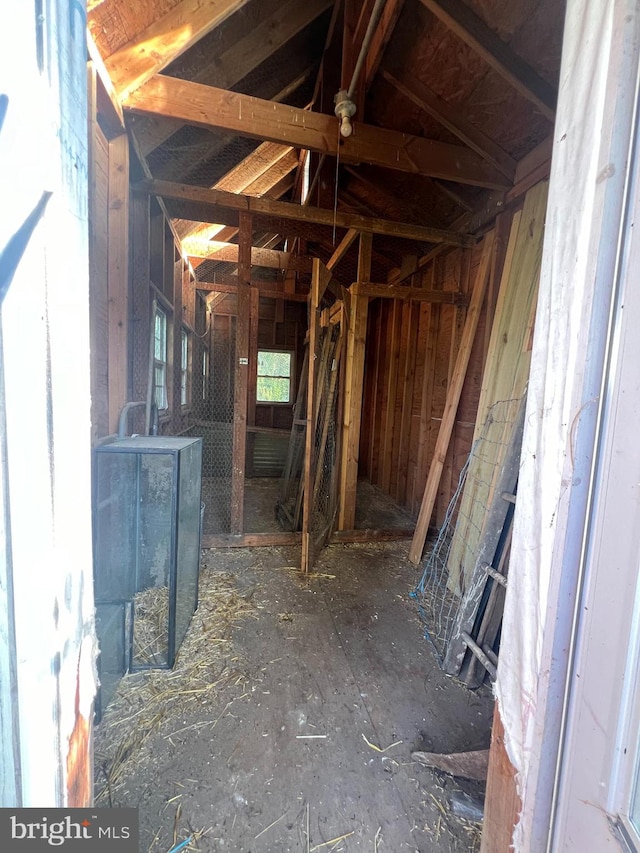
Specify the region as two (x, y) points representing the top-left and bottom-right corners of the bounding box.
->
(412, 748), (489, 781)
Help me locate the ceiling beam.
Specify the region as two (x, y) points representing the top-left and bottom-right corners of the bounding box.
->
(357, 281), (468, 304)
(134, 178), (477, 247)
(186, 242), (312, 271)
(124, 76), (511, 189)
(417, 0), (556, 120)
(104, 0), (251, 100)
(133, 0), (330, 156)
(381, 68), (516, 180)
(196, 279), (309, 301)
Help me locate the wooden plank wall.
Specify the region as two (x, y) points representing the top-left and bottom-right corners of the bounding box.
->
(360, 239), (491, 523)
(88, 67), (129, 443)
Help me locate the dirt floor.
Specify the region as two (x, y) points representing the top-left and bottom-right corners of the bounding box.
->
(94, 541), (494, 852)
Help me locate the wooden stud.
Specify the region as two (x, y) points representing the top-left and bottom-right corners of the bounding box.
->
(230, 211), (252, 533)
(107, 133), (130, 435)
(409, 230), (495, 565)
(380, 300), (402, 494)
(480, 705), (521, 853)
(337, 233), (372, 530)
(396, 301), (420, 504)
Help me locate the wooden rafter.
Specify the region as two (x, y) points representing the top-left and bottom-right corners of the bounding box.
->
(124, 77), (511, 189)
(381, 68), (516, 180)
(104, 0), (251, 100)
(417, 0), (556, 120)
(135, 179), (476, 247)
(364, 0), (405, 90)
(132, 0), (331, 156)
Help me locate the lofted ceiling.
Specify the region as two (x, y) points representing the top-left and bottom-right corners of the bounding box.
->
(87, 0), (565, 290)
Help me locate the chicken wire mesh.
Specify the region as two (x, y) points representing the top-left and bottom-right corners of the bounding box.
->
(411, 396), (524, 663)
(188, 312), (236, 535)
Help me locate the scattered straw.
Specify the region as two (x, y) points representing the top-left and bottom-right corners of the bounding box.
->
(254, 811), (287, 839)
(361, 733), (403, 753)
(94, 569), (257, 802)
(310, 831), (354, 851)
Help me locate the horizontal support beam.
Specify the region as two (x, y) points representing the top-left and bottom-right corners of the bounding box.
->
(418, 0), (556, 120)
(135, 179), (477, 247)
(196, 280), (309, 301)
(356, 281), (469, 305)
(185, 241), (312, 271)
(124, 76), (511, 189)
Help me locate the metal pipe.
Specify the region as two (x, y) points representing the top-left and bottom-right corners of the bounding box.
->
(117, 401), (147, 439)
(347, 0), (387, 100)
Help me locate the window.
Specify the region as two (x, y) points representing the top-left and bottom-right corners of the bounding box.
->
(202, 349), (209, 401)
(257, 350), (293, 404)
(154, 306), (168, 410)
(180, 328), (191, 407)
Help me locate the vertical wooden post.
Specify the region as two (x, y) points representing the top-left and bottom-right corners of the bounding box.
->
(301, 259), (326, 572)
(171, 241), (183, 431)
(480, 704), (521, 853)
(409, 230), (495, 565)
(337, 233), (371, 530)
(107, 133), (129, 434)
(246, 284), (259, 477)
(231, 212), (251, 534)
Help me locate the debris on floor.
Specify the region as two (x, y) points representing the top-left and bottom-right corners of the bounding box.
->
(94, 542), (493, 852)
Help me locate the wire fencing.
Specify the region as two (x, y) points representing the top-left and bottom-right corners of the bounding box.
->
(411, 396), (523, 663)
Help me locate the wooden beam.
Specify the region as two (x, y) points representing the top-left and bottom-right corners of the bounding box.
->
(134, 0), (330, 155)
(418, 0), (556, 120)
(136, 179), (477, 247)
(104, 0), (251, 100)
(327, 228), (359, 271)
(196, 279), (309, 302)
(382, 68), (516, 181)
(184, 241), (313, 271)
(409, 230), (495, 564)
(202, 532), (302, 548)
(230, 211), (252, 533)
(107, 133), (129, 433)
(480, 705), (521, 853)
(364, 0), (406, 90)
(357, 281), (468, 305)
(87, 37), (124, 132)
(124, 77), (511, 189)
(338, 228), (370, 531)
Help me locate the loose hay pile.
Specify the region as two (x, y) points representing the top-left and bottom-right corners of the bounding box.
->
(133, 585), (169, 665)
(94, 566), (257, 803)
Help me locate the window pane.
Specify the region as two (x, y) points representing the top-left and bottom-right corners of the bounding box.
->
(257, 376), (290, 403)
(155, 364), (167, 409)
(181, 329), (188, 370)
(258, 350), (291, 378)
(154, 309), (166, 361)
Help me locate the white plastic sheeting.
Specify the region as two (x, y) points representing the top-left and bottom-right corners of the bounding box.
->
(496, 1), (640, 848)
(0, 2), (97, 805)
